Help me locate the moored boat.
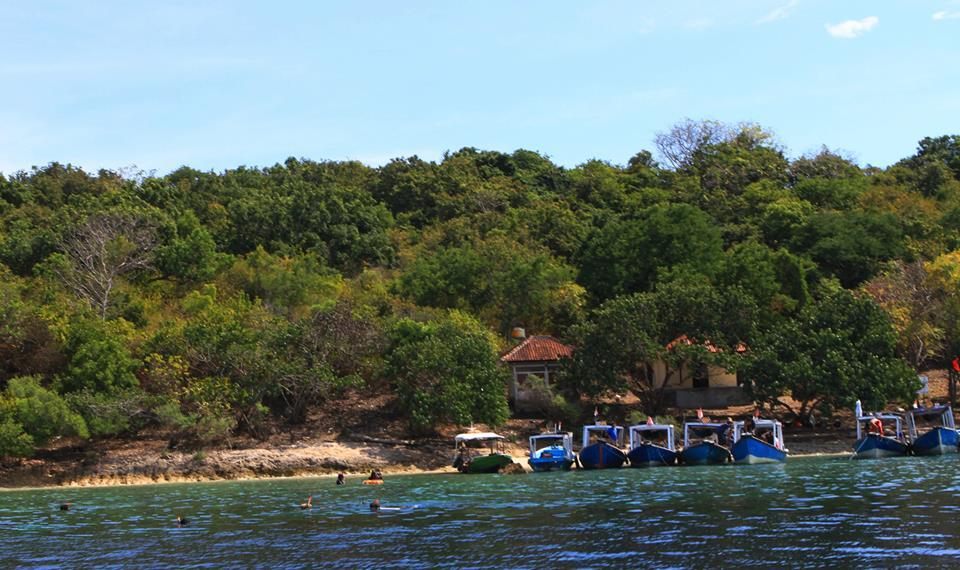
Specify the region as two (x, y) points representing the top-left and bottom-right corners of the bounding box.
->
(678, 422), (733, 465)
(627, 422), (677, 467)
(452, 433), (515, 474)
(906, 405), (958, 456)
(852, 401), (909, 459)
(528, 432), (575, 472)
(731, 418), (787, 464)
(577, 425), (627, 469)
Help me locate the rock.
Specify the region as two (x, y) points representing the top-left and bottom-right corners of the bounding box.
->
(501, 462), (526, 475)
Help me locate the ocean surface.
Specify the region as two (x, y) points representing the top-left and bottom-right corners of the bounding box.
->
(3, 455), (960, 568)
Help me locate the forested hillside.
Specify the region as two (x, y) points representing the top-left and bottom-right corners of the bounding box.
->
(2, 120), (959, 457)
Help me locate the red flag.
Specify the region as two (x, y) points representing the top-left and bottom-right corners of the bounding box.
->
(646, 416), (655, 426)
(953, 357), (960, 373)
(754, 408), (761, 419)
(696, 408), (704, 420)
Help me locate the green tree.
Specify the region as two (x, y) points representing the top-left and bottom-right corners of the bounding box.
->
(2, 376), (89, 449)
(398, 237), (582, 334)
(578, 203), (724, 300)
(740, 288), (917, 423)
(59, 318), (139, 393)
(386, 312), (509, 432)
(154, 211), (229, 283)
(561, 275), (756, 413)
(791, 211), (904, 287)
(716, 242), (810, 315)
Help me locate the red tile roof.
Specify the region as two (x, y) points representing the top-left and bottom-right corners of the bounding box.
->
(666, 335), (747, 354)
(500, 335), (573, 363)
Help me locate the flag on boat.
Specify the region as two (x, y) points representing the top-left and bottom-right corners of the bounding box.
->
(953, 357), (960, 373)
(647, 416), (655, 425)
(594, 406), (600, 421)
(754, 408), (761, 419)
(696, 408), (704, 420)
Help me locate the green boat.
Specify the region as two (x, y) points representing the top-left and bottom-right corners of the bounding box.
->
(452, 432), (515, 474)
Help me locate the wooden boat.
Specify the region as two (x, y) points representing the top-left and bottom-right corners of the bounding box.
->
(678, 422), (733, 465)
(731, 418), (787, 464)
(528, 432), (575, 472)
(626, 423), (677, 467)
(452, 432), (515, 474)
(577, 425), (626, 469)
(852, 401), (909, 459)
(906, 405), (959, 456)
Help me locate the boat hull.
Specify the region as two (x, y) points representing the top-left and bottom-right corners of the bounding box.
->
(578, 442), (627, 469)
(679, 441), (731, 465)
(627, 443), (677, 467)
(458, 454), (514, 474)
(529, 445), (574, 472)
(911, 427), (960, 456)
(852, 434), (909, 459)
(529, 457), (574, 472)
(732, 435), (787, 464)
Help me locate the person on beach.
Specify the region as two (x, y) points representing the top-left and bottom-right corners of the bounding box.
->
(336, 473), (345, 485)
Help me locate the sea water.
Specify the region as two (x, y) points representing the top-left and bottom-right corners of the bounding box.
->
(2, 455), (960, 568)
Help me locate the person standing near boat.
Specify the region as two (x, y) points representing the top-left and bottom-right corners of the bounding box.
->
(719, 417), (735, 447)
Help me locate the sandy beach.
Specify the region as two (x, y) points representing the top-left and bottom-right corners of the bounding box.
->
(0, 424), (855, 490)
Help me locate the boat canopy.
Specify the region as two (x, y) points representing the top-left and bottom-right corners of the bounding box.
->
(529, 432), (573, 454)
(455, 432), (504, 443)
(581, 424), (623, 447)
(854, 407), (904, 441)
(733, 419), (784, 451)
(628, 424), (675, 451)
(682, 422), (727, 446)
(905, 405), (955, 441)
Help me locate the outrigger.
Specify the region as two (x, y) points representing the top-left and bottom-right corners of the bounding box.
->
(528, 431), (576, 472)
(577, 424), (627, 469)
(905, 405), (958, 456)
(731, 418), (787, 464)
(852, 400), (909, 459)
(626, 421), (677, 467)
(452, 432), (515, 474)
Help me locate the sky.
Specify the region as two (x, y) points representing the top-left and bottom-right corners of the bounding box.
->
(1, 0), (959, 175)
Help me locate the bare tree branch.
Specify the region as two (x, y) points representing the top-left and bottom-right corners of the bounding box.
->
(54, 213), (157, 319)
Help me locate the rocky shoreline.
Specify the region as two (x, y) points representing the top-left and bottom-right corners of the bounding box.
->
(0, 428), (854, 490)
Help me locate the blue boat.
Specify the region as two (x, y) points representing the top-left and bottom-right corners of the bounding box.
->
(906, 405), (959, 456)
(627, 423), (677, 467)
(678, 422), (732, 465)
(852, 401), (909, 459)
(577, 425), (626, 469)
(528, 432), (575, 472)
(731, 418), (787, 464)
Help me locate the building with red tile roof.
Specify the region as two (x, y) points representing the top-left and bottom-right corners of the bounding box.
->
(500, 336), (572, 409)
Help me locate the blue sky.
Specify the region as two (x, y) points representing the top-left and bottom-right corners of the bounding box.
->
(1, 0), (959, 175)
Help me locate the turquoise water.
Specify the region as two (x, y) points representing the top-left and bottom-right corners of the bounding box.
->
(3, 455), (960, 568)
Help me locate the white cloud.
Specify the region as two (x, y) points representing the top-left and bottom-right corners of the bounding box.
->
(825, 16), (879, 39)
(756, 0), (799, 24)
(933, 10), (960, 20)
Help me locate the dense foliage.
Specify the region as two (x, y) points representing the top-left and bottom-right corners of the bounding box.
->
(2, 123), (959, 455)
